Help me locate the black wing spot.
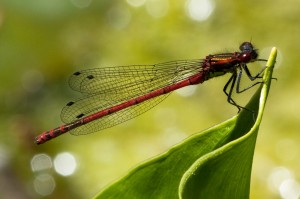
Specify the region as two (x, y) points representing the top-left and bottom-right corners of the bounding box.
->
(66, 101), (75, 106)
(87, 75), (94, 80)
(76, 113), (85, 119)
(73, 72), (81, 76)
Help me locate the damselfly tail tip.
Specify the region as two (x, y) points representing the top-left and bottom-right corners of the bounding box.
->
(34, 137), (41, 145)
(34, 135), (45, 145)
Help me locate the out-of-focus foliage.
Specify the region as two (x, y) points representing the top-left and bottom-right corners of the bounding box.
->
(0, 0), (299, 198)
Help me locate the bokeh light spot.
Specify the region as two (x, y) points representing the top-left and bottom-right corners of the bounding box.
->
(31, 153), (52, 172)
(146, 0), (169, 18)
(107, 6), (131, 30)
(176, 85), (197, 97)
(54, 152), (77, 176)
(279, 179), (300, 199)
(268, 167), (293, 191)
(185, 0), (215, 22)
(126, 0), (146, 7)
(33, 174), (56, 196)
(268, 166), (300, 198)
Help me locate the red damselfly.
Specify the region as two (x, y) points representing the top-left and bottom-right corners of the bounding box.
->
(35, 42), (267, 145)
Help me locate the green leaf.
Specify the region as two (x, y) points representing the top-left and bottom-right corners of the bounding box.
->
(93, 48), (277, 199)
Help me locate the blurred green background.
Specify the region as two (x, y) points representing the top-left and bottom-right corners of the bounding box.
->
(0, 0), (299, 198)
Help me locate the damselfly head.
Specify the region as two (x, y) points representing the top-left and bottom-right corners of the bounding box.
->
(239, 42), (258, 61)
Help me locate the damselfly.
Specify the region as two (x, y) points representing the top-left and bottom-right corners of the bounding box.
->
(35, 42), (266, 144)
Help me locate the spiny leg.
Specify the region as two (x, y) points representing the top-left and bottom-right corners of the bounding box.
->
(236, 64), (264, 93)
(223, 72), (243, 112)
(223, 70), (256, 115)
(242, 64), (266, 80)
(239, 63), (277, 93)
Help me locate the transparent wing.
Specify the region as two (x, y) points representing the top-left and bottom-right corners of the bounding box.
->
(66, 94), (170, 135)
(68, 59), (203, 96)
(61, 59), (203, 134)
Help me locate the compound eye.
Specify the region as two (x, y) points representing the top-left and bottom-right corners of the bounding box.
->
(239, 42), (253, 52)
